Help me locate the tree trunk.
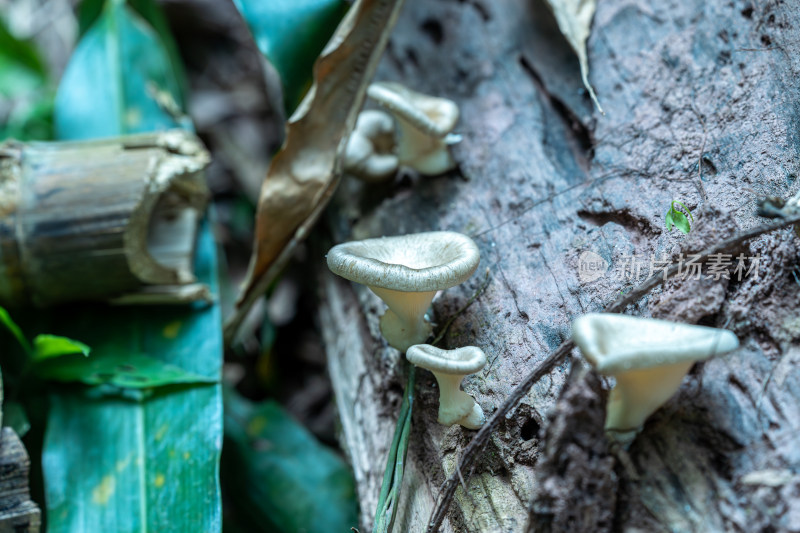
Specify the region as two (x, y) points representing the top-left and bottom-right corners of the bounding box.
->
(318, 0), (800, 531)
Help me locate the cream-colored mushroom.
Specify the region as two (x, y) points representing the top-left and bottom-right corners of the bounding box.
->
(572, 313), (739, 445)
(406, 344), (487, 429)
(342, 110), (399, 182)
(367, 82), (460, 176)
(326, 231), (480, 352)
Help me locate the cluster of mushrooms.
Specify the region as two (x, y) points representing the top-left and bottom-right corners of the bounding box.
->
(330, 85), (743, 444)
(343, 82), (462, 181)
(327, 231), (488, 429)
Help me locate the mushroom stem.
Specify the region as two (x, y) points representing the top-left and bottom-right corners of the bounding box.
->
(370, 287), (436, 352)
(433, 373), (484, 429)
(605, 361), (694, 434)
(393, 115), (456, 176)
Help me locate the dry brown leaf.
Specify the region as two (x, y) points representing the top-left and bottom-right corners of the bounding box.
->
(546, 0), (603, 113)
(225, 0), (407, 343)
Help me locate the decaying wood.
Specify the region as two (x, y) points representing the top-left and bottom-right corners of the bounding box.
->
(427, 210), (800, 532)
(0, 427), (41, 533)
(0, 130), (210, 307)
(318, 0), (800, 531)
(529, 363), (616, 533)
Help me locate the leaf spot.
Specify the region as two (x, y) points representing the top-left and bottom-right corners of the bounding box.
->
(91, 475), (116, 505)
(162, 321), (182, 339)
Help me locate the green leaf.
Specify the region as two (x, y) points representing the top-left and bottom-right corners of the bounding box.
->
(0, 306), (32, 355)
(672, 210), (691, 234)
(0, 18), (54, 141)
(54, 0), (185, 139)
(0, 18), (46, 97)
(45, 8), (221, 530)
(1, 97), (55, 141)
(77, 0), (188, 107)
(223, 389), (358, 533)
(232, 0), (348, 114)
(665, 209), (674, 232)
(43, 220), (223, 532)
(34, 353), (217, 389)
(674, 200), (694, 222)
(3, 401), (31, 438)
(32, 334), (90, 362)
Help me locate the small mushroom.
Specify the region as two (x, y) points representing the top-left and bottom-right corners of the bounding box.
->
(367, 82), (460, 176)
(406, 344), (487, 429)
(342, 110), (399, 182)
(572, 313), (739, 445)
(326, 231), (480, 352)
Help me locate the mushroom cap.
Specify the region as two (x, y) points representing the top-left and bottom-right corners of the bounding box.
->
(355, 109), (396, 146)
(367, 82), (459, 138)
(572, 313), (739, 374)
(326, 231), (480, 292)
(406, 344), (487, 375)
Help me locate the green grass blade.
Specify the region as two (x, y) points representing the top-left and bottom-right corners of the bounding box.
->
(374, 364), (415, 533)
(0, 306), (33, 355)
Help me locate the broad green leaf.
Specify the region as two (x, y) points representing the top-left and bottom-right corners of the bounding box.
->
(32, 334), (90, 362)
(223, 390), (358, 533)
(45, 7), (222, 531)
(55, 0), (185, 139)
(665, 210), (674, 232)
(76, 0), (188, 106)
(0, 306), (32, 355)
(232, 0), (348, 114)
(35, 353), (216, 389)
(43, 220), (222, 532)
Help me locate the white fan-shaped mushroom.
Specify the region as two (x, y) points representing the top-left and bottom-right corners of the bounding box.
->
(367, 82), (460, 176)
(572, 313), (740, 445)
(342, 110), (399, 182)
(406, 344), (487, 429)
(326, 231), (480, 352)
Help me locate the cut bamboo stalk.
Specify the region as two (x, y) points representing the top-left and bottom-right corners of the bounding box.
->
(0, 130), (211, 307)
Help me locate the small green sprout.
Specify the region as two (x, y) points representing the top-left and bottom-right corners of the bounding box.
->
(0, 306), (90, 362)
(665, 200), (694, 234)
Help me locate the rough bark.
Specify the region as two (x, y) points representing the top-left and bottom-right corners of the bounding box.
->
(0, 428), (41, 532)
(318, 0), (800, 531)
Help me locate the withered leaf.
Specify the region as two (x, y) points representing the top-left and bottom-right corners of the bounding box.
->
(546, 0), (603, 113)
(225, 0), (407, 342)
